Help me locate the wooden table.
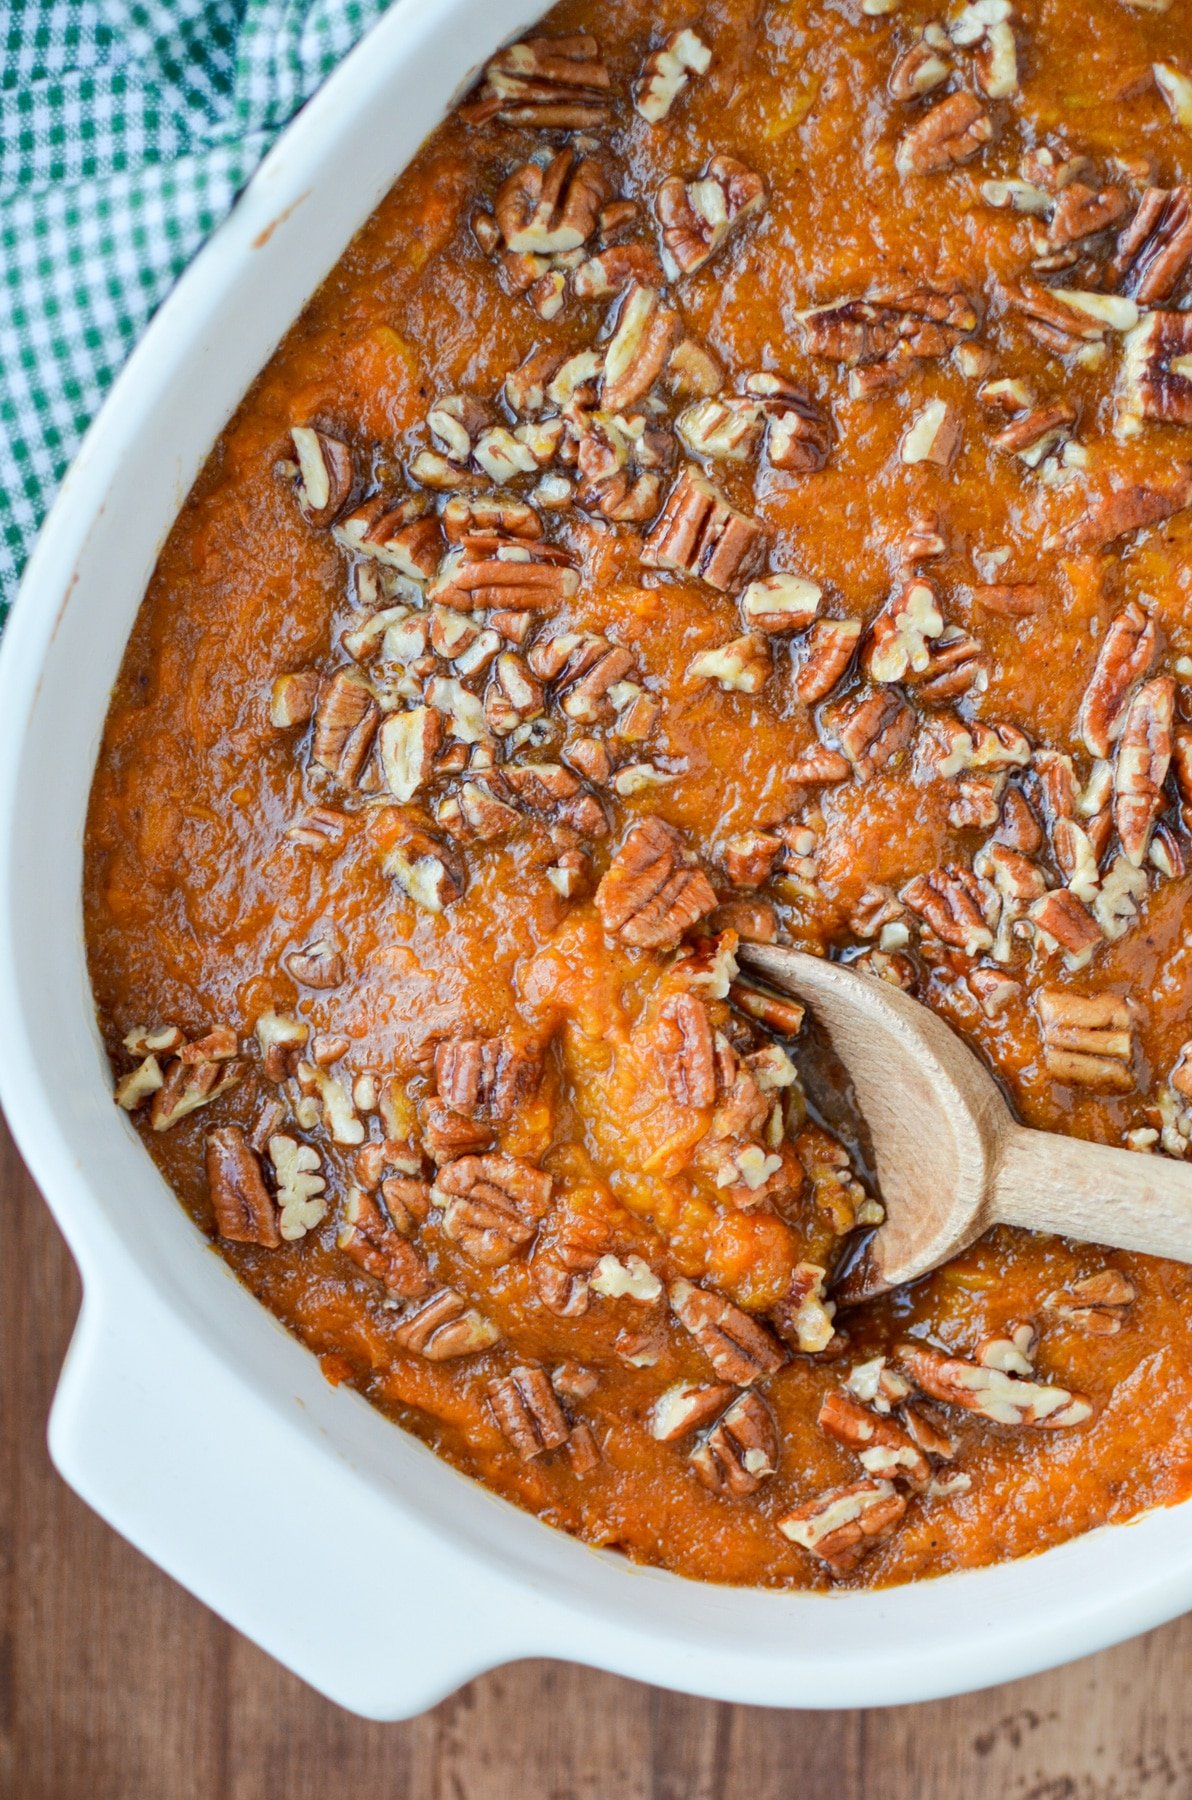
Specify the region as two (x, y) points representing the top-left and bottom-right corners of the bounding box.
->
(4, 1115), (1190, 1800)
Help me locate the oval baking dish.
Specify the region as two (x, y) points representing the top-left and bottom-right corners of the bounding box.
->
(1, 0), (1190, 1719)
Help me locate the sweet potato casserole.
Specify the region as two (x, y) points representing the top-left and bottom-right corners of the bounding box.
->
(84, 0), (1192, 1587)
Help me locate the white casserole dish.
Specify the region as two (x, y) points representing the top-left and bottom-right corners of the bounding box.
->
(0, 0), (1189, 1721)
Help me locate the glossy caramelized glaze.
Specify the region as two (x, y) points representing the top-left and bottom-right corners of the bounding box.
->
(85, 0), (1192, 1587)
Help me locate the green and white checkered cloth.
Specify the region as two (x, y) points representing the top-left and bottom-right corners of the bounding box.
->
(0, 0), (392, 615)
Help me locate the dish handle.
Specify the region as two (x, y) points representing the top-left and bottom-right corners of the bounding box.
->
(48, 1277), (544, 1718)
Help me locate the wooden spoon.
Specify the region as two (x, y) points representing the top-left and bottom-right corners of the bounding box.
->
(740, 942), (1192, 1299)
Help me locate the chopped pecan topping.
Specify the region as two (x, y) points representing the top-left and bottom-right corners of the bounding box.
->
(728, 982), (805, 1038)
(996, 786), (1045, 855)
(394, 1287), (500, 1360)
(800, 284), (978, 367)
(1028, 889), (1100, 968)
(267, 1134), (328, 1240)
(1047, 181), (1128, 250)
(822, 689), (915, 780)
(429, 537), (579, 614)
(290, 426), (353, 527)
(1155, 61), (1192, 134)
(793, 619), (861, 704)
(633, 27), (711, 122)
(642, 465), (765, 591)
(283, 939), (344, 990)
(590, 1253), (663, 1302)
(150, 1052), (242, 1131)
(818, 1390), (932, 1491)
(992, 400), (1076, 463)
(378, 1174), (432, 1236)
(895, 91), (994, 178)
(778, 1479), (907, 1574)
(740, 572), (822, 636)
(573, 242), (664, 299)
(901, 865), (995, 957)
(1175, 731), (1192, 834)
(338, 1185), (432, 1296)
(772, 1262), (837, 1355)
(434, 1033), (544, 1122)
(434, 1152), (552, 1266)
(601, 283), (683, 412)
(1046, 1269), (1136, 1335)
(723, 829), (783, 888)
(743, 373), (835, 472)
(690, 1390), (779, 1497)
(487, 1364), (571, 1459)
(657, 992), (718, 1107)
(205, 1128), (279, 1247)
(1108, 185), (1192, 303)
(378, 706), (443, 805)
(382, 822), (467, 914)
(1061, 474), (1192, 553)
(650, 1381), (737, 1442)
(1114, 676), (1174, 866)
(336, 496), (442, 578)
(950, 0), (1018, 98)
(864, 579), (944, 683)
(656, 154), (767, 277)
(484, 651), (545, 737)
(1037, 988), (1135, 1093)
(912, 627), (989, 703)
(688, 631), (771, 694)
(898, 1340), (1093, 1428)
(844, 1356), (913, 1415)
(114, 1054), (164, 1111)
(495, 148), (611, 255)
(1118, 310), (1192, 430)
(596, 818), (718, 949)
(889, 29), (952, 101)
(464, 34), (611, 129)
(901, 398), (962, 468)
(311, 671), (380, 785)
(269, 669), (320, 729)
(708, 897), (780, 943)
(1079, 602), (1157, 758)
(949, 776), (1002, 831)
(669, 1278), (787, 1385)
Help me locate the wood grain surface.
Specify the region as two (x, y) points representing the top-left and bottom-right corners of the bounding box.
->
(3, 1111), (1190, 1800)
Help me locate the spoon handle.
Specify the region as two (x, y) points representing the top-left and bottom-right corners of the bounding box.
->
(991, 1125), (1192, 1263)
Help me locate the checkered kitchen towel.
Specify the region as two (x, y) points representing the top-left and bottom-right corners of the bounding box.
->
(0, 0), (392, 615)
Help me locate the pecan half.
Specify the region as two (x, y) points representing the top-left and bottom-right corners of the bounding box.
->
(1108, 185), (1192, 303)
(901, 865), (996, 957)
(669, 1278), (787, 1385)
(1045, 1269), (1136, 1335)
(393, 1287), (500, 1359)
(487, 1364), (571, 1459)
(657, 993), (717, 1107)
(650, 1381), (738, 1442)
(793, 619), (862, 704)
(1114, 676), (1175, 866)
(822, 689), (915, 780)
(895, 92), (994, 178)
(601, 283), (683, 412)
(205, 1128), (279, 1247)
(338, 1186), (432, 1297)
(818, 1390), (932, 1491)
(1118, 310), (1192, 430)
(1037, 989), (1135, 1093)
(312, 671), (380, 785)
(464, 34), (611, 129)
(800, 284), (978, 367)
(656, 154), (766, 277)
(1028, 889), (1101, 969)
(1060, 475), (1192, 553)
(1079, 601), (1156, 758)
(596, 818), (718, 949)
(642, 465), (765, 592)
(429, 537), (578, 613)
(434, 1033), (544, 1122)
(495, 148), (611, 254)
(689, 1391), (779, 1497)
(634, 27), (711, 122)
(898, 1341), (1093, 1428)
(283, 938), (344, 990)
(778, 1479), (907, 1575)
(433, 1152), (552, 1266)
(290, 427), (353, 527)
(268, 1134), (328, 1240)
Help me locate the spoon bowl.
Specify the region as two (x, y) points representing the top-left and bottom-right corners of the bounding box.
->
(741, 943), (1192, 1294)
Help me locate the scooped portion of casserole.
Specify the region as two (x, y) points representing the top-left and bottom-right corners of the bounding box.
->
(84, 0), (1192, 1588)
